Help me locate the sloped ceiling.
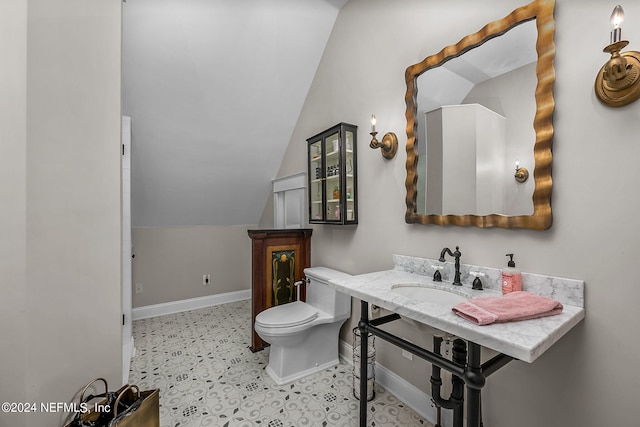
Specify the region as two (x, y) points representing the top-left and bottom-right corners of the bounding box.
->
(123, 0), (346, 227)
(416, 20), (538, 113)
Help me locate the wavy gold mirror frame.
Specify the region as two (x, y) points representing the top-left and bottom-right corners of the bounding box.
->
(405, 0), (555, 229)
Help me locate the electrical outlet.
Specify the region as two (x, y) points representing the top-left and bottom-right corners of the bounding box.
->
(135, 283), (143, 294)
(402, 338), (413, 360)
(203, 274), (211, 285)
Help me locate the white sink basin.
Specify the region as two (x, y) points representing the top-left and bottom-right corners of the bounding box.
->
(391, 284), (467, 306)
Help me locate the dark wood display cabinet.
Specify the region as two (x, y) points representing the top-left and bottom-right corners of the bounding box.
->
(247, 228), (312, 352)
(307, 123), (358, 225)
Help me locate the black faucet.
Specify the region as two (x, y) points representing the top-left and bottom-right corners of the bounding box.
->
(439, 246), (462, 286)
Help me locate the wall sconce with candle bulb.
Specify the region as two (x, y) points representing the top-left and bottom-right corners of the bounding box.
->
(514, 160), (529, 183)
(595, 5), (640, 107)
(369, 115), (398, 159)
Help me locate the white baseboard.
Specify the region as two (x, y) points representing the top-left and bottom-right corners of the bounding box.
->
(339, 339), (452, 427)
(339, 338), (353, 365)
(132, 289), (251, 320)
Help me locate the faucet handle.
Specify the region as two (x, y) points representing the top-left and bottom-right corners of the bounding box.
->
(470, 271), (485, 290)
(431, 264), (444, 282)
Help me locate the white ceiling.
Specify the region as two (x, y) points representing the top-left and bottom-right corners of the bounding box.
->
(123, 0), (347, 227)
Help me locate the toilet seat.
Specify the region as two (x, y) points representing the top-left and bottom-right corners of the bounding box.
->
(255, 301), (318, 329)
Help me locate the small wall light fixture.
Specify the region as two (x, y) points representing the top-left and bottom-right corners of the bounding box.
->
(595, 5), (640, 107)
(369, 114), (398, 159)
(514, 160), (529, 183)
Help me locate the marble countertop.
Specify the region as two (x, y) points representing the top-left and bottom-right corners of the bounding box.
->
(328, 257), (585, 363)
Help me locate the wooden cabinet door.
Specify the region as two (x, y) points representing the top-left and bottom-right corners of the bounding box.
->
(247, 229), (312, 351)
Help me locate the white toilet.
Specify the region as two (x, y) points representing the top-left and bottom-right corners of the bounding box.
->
(254, 266), (351, 385)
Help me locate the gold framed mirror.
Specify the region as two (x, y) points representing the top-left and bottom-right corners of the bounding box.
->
(404, 0), (555, 229)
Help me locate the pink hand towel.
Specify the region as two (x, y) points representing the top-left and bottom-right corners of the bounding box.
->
(452, 291), (563, 326)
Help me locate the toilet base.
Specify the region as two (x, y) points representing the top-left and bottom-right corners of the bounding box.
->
(265, 357), (340, 385)
(260, 320), (345, 385)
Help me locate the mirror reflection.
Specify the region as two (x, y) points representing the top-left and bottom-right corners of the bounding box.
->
(416, 21), (537, 216)
(404, 0), (555, 230)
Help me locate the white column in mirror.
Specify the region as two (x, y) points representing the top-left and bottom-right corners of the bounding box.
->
(425, 104), (505, 216)
(474, 105), (505, 216)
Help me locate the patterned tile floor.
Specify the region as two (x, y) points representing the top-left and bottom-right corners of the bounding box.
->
(129, 299), (433, 426)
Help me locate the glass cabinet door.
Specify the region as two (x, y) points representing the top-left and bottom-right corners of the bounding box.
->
(307, 123), (358, 225)
(325, 131), (341, 222)
(309, 139), (324, 221)
(344, 129), (356, 223)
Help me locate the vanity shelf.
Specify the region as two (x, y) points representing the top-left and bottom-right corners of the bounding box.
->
(307, 123), (358, 225)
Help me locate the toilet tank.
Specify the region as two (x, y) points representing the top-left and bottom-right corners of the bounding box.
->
(303, 267), (351, 319)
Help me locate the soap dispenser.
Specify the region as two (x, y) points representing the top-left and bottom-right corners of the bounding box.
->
(501, 254), (522, 294)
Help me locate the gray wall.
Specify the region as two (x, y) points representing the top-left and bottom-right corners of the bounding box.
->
(132, 226), (251, 307)
(0, 1), (28, 425)
(0, 1), (122, 426)
(274, 0), (640, 426)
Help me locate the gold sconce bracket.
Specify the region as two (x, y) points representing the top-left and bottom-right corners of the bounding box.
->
(595, 41), (640, 107)
(370, 131), (398, 159)
(515, 167), (529, 183)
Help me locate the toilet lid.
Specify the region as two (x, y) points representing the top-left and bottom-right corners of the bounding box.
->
(255, 301), (318, 328)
